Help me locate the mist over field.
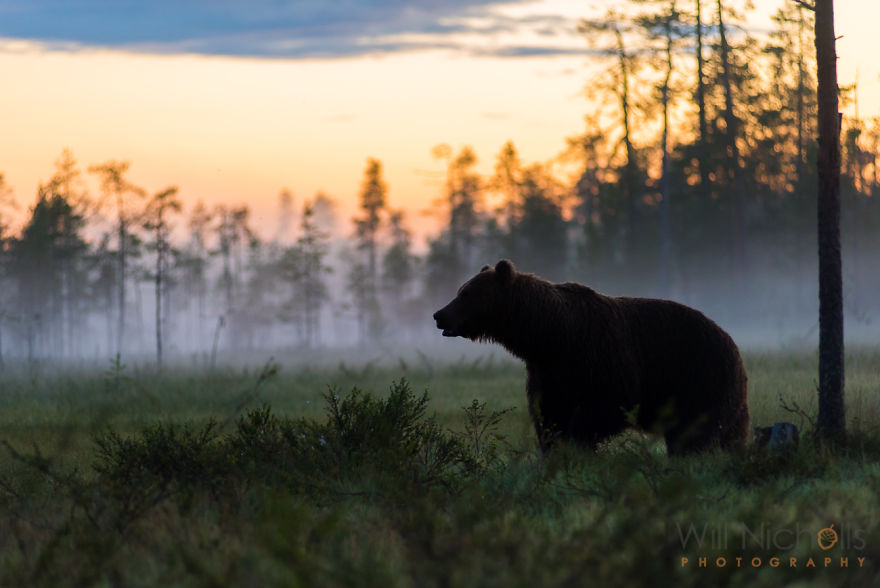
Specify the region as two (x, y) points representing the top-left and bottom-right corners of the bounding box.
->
(1, 175), (879, 368)
(1, 248), (877, 368)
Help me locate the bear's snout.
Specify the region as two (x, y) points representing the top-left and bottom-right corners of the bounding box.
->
(433, 307), (458, 337)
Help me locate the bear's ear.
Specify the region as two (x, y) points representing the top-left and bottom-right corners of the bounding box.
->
(495, 259), (515, 283)
(480, 264), (492, 272)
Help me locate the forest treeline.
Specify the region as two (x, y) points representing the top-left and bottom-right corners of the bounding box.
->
(1, 0), (879, 362)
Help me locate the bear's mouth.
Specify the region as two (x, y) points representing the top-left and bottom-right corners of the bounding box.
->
(434, 315), (460, 337)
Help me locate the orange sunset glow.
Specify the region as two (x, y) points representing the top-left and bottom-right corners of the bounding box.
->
(1, 0), (877, 242)
(1, 47), (587, 238)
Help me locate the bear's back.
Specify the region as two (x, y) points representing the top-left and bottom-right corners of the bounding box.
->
(615, 296), (744, 406)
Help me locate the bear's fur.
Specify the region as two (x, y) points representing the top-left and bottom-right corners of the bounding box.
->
(432, 260), (749, 455)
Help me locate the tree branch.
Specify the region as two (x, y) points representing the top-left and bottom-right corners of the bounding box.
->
(791, 0), (816, 11)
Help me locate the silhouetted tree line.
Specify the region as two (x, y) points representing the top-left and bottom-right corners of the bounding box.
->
(0, 152), (342, 361)
(0, 0), (878, 362)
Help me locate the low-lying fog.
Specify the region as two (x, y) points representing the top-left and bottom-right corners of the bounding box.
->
(1, 252), (875, 371)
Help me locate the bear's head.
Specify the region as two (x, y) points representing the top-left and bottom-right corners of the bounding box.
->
(432, 259), (515, 340)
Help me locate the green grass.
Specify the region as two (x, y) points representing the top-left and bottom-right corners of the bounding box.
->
(0, 352), (532, 461)
(0, 349), (878, 587)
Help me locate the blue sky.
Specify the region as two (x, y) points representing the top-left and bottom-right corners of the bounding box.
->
(0, 0), (583, 58)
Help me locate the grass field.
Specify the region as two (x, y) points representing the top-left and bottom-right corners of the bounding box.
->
(0, 348), (878, 586)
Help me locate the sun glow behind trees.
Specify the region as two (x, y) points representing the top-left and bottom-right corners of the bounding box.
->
(1, 0), (880, 359)
(0, 47), (586, 242)
(0, 1), (874, 245)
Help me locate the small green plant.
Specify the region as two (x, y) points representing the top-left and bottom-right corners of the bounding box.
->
(293, 378), (471, 496)
(93, 419), (224, 526)
(102, 353), (131, 395)
(458, 399), (514, 472)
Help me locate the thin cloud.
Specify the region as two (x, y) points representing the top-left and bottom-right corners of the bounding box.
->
(0, 1), (586, 59)
(479, 46), (588, 58)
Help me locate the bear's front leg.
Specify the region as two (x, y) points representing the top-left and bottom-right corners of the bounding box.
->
(528, 364), (619, 452)
(525, 365), (552, 451)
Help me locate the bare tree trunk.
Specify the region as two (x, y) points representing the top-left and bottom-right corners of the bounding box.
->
(155, 262), (162, 369)
(694, 0), (712, 199)
(26, 314), (34, 363)
(368, 233), (377, 305)
(155, 220), (163, 371)
(796, 7), (807, 171)
(223, 259), (233, 312)
(106, 289), (114, 356)
(64, 264), (74, 358)
(814, 0), (845, 441)
(716, 0), (748, 281)
(659, 2), (676, 295)
(210, 315), (225, 371)
(613, 26), (638, 264)
(117, 215), (126, 357)
(793, 4), (810, 315)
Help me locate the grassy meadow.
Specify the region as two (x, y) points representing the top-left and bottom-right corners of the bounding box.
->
(0, 348), (879, 586)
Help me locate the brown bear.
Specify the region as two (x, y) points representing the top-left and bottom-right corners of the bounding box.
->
(432, 260), (749, 455)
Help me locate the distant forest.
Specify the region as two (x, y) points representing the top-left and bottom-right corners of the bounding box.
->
(1, 0), (879, 362)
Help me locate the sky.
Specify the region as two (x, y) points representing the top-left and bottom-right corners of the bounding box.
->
(0, 0), (878, 242)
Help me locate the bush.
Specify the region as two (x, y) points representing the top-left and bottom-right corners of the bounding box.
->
(92, 379), (486, 511)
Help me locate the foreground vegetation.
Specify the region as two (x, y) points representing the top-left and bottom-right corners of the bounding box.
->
(0, 350), (878, 586)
